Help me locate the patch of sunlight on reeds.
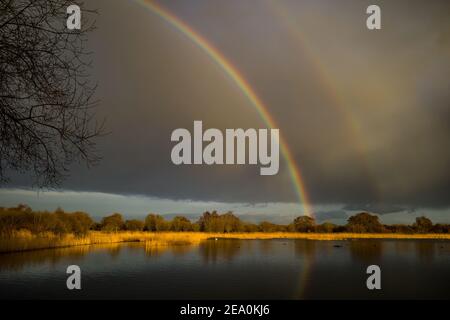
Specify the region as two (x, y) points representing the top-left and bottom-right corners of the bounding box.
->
(1, 231), (449, 253)
(0, 230), (91, 253)
(0, 231), (209, 253)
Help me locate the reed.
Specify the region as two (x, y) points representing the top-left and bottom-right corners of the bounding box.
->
(1, 231), (449, 253)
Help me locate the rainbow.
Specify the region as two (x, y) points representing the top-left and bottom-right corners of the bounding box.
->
(267, 0), (378, 198)
(295, 253), (312, 299)
(136, 0), (314, 216)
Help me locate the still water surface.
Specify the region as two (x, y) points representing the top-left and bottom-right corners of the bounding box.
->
(0, 239), (449, 299)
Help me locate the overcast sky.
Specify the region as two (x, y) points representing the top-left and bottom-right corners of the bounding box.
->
(1, 0), (449, 224)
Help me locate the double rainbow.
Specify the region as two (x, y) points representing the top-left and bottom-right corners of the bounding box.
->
(137, 0), (314, 216)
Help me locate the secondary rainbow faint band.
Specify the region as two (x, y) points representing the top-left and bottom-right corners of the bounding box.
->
(267, 0), (378, 199)
(137, 0), (314, 217)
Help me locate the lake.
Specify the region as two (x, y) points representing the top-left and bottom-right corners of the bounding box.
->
(0, 239), (449, 299)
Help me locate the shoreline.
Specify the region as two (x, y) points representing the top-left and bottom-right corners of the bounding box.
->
(1, 231), (450, 254)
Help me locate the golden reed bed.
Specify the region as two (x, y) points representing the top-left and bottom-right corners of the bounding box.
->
(1, 231), (449, 253)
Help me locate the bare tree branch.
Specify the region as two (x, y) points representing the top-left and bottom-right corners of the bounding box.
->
(0, 0), (104, 187)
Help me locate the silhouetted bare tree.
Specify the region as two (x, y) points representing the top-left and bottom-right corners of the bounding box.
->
(0, 0), (102, 186)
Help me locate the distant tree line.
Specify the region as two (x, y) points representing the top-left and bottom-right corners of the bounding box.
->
(0, 205), (93, 236)
(0, 205), (449, 237)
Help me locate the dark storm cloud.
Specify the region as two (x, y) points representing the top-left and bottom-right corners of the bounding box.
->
(314, 210), (348, 222)
(4, 0), (450, 209)
(342, 204), (408, 215)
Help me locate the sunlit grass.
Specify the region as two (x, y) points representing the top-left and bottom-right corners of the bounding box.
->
(1, 231), (449, 253)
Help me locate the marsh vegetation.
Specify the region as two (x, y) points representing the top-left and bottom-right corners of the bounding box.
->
(1, 205), (449, 253)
